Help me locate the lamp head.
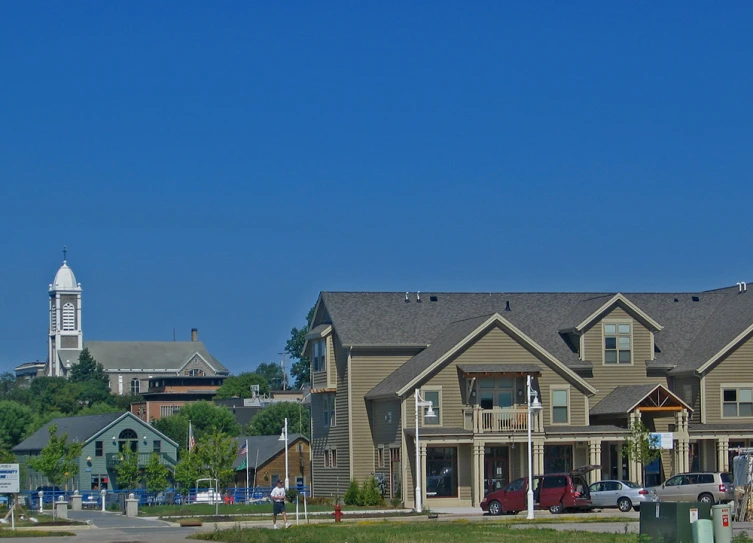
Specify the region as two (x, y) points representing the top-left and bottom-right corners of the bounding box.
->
(425, 406), (437, 419)
(530, 389), (542, 410)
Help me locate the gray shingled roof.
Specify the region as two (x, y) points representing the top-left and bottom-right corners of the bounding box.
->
(13, 413), (125, 452)
(456, 364), (541, 374)
(544, 425), (629, 435)
(320, 286), (753, 379)
(404, 427), (473, 437)
(85, 341), (228, 373)
(589, 384), (661, 415)
(365, 315), (494, 399)
(233, 434), (307, 470)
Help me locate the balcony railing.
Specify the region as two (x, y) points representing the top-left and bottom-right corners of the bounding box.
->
(106, 452), (177, 470)
(464, 406), (542, 434)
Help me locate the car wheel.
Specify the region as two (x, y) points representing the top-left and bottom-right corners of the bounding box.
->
(633, 506), (640, 512)
(549, 502), (564, 514)
(617, 497), (632, 512)
(698, 493), (714, 505)
(488, 500), (502, 516)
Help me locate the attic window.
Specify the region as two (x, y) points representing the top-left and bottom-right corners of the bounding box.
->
(692, 296), (700, 302)
(430, 296), (438, 302)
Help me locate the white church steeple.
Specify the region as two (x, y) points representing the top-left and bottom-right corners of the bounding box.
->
(48, 247), (83, 377)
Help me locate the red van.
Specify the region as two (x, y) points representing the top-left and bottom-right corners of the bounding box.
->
(480, 466), (596, 515)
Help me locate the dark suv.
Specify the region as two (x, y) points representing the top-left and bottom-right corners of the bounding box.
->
(481, 466), (594, 515)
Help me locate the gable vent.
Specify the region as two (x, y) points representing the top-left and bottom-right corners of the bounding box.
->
(692, 296), (700, 302)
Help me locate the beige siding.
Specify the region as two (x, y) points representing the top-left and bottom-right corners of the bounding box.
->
(350, 350), (415, 482)
(311, 336), (332, 390)
(703, 333), (753, 424)
(311, 334), (350, 498)
(671, 376), (701, 423)
(415, 325), (588, 427)
(582, 307), (665, 405)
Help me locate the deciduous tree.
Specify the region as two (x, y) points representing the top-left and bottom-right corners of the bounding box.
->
(622, 419), (661, 486)
(246, 402), (310, 438)
(0, 400), (34, 449)
(69, 348), (109, 385)
(255, 362), (285, 391)
(144, 453), (170, 495)
(286, 306), (315, 388)
(153, 401), (240, 454)
(195, 429), (237, 488)
(114, 448), (141, 491)
(214, 373), (270, 399)
(27, 425), (83, 488)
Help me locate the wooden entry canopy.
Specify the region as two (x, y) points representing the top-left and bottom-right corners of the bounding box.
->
(456, 364), (542, 377)
(590, 383), (693, 417)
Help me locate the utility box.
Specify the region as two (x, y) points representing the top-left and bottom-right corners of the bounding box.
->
(712, 503), (733, 543)
(640, 502), (712, 543)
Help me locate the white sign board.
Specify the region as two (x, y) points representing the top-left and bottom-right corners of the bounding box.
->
(649, 432), (674, 450)
(0, 464), (20, 494)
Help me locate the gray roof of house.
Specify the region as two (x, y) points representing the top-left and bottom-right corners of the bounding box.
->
(544, 425), (630, 435)
(589, 384), (661, 415)
(404, 427), (473, 437)
(233, 434), (307, 470)
(84, 341), (228, 373)
(320, 287), (753, 382)
(365, 315), (493, 399)
(689, 423), (753, 433)
(13, 412), (125, 452)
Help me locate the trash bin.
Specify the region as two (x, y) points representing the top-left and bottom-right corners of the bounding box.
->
(712, 503), (733, 543)
(692, 519), (713, 543)
(640, 502), (712, 543)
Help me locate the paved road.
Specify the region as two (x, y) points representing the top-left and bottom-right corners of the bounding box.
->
(67, 510), (173, 529)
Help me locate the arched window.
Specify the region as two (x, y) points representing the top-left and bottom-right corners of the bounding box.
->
(118, 428), (138, 453)
(62, 303), (75, 330)
(130, 378), (140, 394)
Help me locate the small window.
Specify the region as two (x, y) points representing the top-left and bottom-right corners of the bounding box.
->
(95, 441), (103, 457)
(271, 474), (280, 485)
(551, 389), (569, 424)
(697, 474), (714, 484)
(187, 369), (205, 377)
(324, 449), (337, 468)
(422, 390), (440, 425)
(323, 396), (330, 427)
(153, 440), (161, 453)
(506, 479), (525, 492)
(130, 378), (140, 394)
(664, 475), (683, 487)
(297, 443), (303, 453)
(330, 395), (336, 427)
(377, 447), (385, 468)
(604, 322), (631, 364)
(723, 387), (753, 417)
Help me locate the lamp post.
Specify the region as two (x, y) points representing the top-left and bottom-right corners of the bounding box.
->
(278, 417), (290, 490)
(526, 375), (542, 520)
(414, 389), (436, 513)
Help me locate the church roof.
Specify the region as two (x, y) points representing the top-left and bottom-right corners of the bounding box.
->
(85, 341), (229, 373)
(51, 261), (80, 291)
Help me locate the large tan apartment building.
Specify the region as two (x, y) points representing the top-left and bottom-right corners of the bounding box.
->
(304, 285), (753, 507)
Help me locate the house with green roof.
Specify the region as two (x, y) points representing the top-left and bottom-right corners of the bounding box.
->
(304, 284), (753, 508)
(13, 412), (178, 492)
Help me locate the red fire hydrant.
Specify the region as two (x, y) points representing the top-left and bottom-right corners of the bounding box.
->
(334, 502), (342, 523)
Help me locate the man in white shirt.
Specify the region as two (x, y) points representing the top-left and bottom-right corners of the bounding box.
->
(270, 480), (289, 528)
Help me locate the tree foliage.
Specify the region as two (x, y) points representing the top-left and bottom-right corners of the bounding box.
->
(27, 425), (83, 487)
(246, 402), (310, 438)
(153, 401), (240, 454)
(256, 362), (285, 391)
(174, 452), (203, 493)
(194, 429), (237, 488)
(214, 373), (270, 399)
(0, 400), (35, 449)
(622, 418), (661, 486)
(286, 306), (315, 388)
(144, 453), (170, 494)
(114, 448), (141, 491)
(69, 348), (109, 385)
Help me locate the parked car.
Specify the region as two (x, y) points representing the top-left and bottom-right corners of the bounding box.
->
(588, 480), (653, 512)
(481, 465), (595, 515)
(649, 472), (734, 505)
(194, 489), (222, 503)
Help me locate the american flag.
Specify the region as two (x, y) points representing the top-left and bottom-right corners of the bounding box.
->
(188, 421), (196, 451)
(237, 440), (248, 456)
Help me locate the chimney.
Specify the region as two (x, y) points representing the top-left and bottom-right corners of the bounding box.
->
(191, 328), (198, 342)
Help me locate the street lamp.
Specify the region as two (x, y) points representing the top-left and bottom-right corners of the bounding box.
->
(278, 417), (290, 490)
(526, 375), (542, 520)
(414, 389), (437, 513)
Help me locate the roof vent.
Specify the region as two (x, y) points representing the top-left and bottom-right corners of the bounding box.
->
(505, 300), (511, 312)
(430, 295), (438, 302)
(692, 296), (700, 302)
(739, 282), (748, 293)
(417, 291), (422, 302)
(673, 298), (679, 302)
(405, 292), (410, 303)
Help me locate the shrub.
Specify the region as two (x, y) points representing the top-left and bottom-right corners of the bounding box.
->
(306, 496), (334, 506)
(362, 476), (385, 506)
(343, 479), (363, 506)
(286, 488), (299, 503)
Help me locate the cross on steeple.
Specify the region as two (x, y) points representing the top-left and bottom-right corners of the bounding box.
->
(63, 245), (67, 262)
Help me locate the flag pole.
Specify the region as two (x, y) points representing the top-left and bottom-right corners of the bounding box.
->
(245, 439), (249, 504)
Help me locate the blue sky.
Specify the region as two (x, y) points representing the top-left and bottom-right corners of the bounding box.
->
(1, 2), (751, 375)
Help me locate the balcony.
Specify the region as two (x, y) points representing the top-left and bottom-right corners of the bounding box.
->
(106, 452), (177, 470)
(464, 406), (542, 434)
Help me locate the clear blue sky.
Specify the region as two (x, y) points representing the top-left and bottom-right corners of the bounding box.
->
(1, 2), (751, 375)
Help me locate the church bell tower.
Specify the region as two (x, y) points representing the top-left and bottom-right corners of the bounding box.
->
(48, 247), (83, 377)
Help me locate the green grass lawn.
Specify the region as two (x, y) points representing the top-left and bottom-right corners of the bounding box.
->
(193, 521), (640, 543)
(143, 503), (400, 517)
(0, 529), (75, 538)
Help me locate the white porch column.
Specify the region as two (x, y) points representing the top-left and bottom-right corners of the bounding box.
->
(717, 437), (729, 472)
(533, 440), (545, 476)
(472, 443), (484, 506)
(588, 439), (602, 483)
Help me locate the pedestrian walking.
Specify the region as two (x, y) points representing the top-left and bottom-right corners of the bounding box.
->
(270, 480), (289, 528)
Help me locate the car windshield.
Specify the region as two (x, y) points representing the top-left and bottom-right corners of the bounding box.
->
(622, 481), (641, 488)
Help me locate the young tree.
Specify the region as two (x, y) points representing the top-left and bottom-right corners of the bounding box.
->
(69, 348), (109, 385)
(622, 419), (661, 486)
(153, 401), (241, 455)
(144, 453), (170, 495)
(0, 400), (34, 449)
(214, 373), (270, 399)
(195, 429), (237, 488)
(255, 362), (285, 391)
(246, 402), (310, 438)
(173, 451), (203, 496)
(286, 306), (315, 388)
(27, 425), (83, 488)
(114, 448), (141, 491)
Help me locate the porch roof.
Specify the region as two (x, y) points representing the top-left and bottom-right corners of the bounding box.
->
(457, 363), (540, 375)
(589, 383), (692, 416)
(689, 423), (753, 434)
(544, 424), (629, 435)
(404, 427), (473, 438)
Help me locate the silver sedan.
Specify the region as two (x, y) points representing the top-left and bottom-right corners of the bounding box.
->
(588, 480), (653, 512)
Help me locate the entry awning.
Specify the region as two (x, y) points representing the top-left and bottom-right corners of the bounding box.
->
(457, 364), (541, 376)
(590, 384), (693, 416)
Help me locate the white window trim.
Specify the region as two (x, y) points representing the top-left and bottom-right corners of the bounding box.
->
(420, 386), (442, 426)
(323, 395), (330, 427)
(62, 302), (75, 331)
(602, 320), (634, 365)
(721, 383), (753, 419)
(549, 385), (571, 425)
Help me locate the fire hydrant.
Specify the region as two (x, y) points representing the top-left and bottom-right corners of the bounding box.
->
(334, 502), (342, 523)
